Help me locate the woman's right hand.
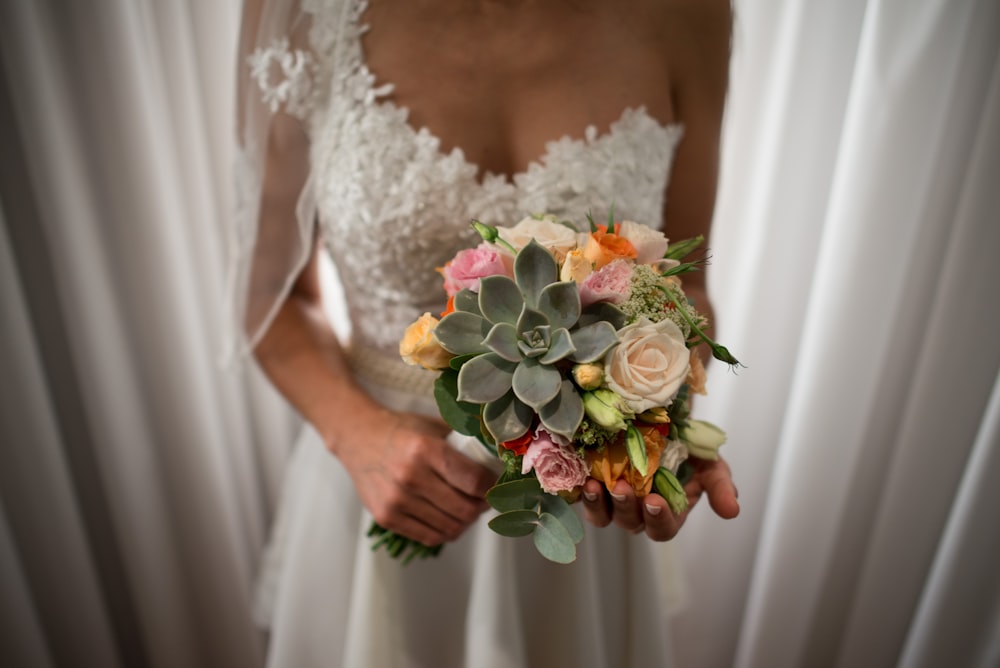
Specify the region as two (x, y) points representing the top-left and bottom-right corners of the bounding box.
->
(330, 407), (496, 547)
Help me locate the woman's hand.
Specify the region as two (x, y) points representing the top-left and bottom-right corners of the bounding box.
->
(331, 408), (496, 547)
(580, 456), (738, 541)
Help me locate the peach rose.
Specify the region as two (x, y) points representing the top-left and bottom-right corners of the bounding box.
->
(497, 215), (579, 260)
(617, 220), (669, 263)
(687, 348), (708, 395)
(559, 247), (593, 283)
(399, 313), (453, 370)
(604, 317), (690, 413)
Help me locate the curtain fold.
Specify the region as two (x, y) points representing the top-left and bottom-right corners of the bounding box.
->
(0, 0), (996, 667)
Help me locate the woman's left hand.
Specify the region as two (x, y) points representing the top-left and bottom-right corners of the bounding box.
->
(580, 456), (739, 541)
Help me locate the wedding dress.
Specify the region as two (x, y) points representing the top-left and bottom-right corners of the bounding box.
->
(236, 1), (689, 666)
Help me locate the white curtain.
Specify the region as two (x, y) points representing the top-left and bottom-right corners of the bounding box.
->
(674, 0), (1000, 666)
(0, 1), (996, 668)
(0, 1), (297, 666)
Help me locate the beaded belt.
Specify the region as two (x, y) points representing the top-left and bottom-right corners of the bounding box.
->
(346, 342), (437, 397)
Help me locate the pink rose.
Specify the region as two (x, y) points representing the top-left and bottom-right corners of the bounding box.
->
(521, 428), (588, 494)
(579, 259), (633, 307)
(440, 243), (512, 296)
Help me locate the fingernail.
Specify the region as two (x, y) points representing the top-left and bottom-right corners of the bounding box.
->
(644, 504), (662, 516)
(610, 492), (626, 502)
(583, 491), (598, 502)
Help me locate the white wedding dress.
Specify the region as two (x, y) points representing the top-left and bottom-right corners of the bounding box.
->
(245, 2), (689, 666)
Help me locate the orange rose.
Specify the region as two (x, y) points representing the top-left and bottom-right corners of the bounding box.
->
(582, 224), (637, 269)
(584, 425), (666, 497)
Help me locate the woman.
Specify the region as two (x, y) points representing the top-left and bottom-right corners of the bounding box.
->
(233, 0), (739, 665)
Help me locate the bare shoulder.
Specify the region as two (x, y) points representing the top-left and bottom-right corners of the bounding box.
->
(655, 0), (732, 115)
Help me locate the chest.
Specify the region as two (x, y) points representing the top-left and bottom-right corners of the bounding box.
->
(358, 1), (677, 181)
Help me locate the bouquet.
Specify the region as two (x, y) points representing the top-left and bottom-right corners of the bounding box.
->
(377, 210), (739, 564)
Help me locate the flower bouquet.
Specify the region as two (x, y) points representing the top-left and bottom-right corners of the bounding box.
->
(380, 211), (739, 564)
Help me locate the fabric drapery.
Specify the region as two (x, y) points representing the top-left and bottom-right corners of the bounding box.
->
(0, 0), (997, 666)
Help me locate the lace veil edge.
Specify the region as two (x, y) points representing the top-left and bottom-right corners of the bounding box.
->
(223, 0), (347, 365)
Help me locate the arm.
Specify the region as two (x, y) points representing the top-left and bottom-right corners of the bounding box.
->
(581, 0), (739, 539)
(252, 117), (494, 548)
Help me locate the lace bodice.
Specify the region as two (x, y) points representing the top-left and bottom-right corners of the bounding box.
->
(252, 0), (684, 355)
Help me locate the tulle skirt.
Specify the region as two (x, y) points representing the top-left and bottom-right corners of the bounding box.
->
(254, 362), (685, 668)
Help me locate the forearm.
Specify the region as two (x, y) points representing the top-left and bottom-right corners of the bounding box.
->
(253, 292), (385, 455)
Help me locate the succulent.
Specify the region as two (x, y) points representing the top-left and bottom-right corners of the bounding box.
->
(434, 240), (620, 443)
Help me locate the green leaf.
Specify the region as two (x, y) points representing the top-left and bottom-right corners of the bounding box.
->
(457, 353), (515, 403)
(533, 513), (577, 563)
(538, 327), (576, 364)
(539, 495), (584, 544)
(488, 509), (539, 537)
(483, 391), (534, 444)
(478, 275), (523, 325)
(433, 371), (483, 438)
(435, 311), (489, 355)
(448, 353), (480, 371)
(512, 357), (562, 409)
(537, 281), (581, 330)
(483, 322), (521, 362)
(514, 240), (558, 308)
(486, 477), (543, 512)
(568, 321), (619, 363)
(664, 235), (705, 261)
(653, 467), (688, 515)
(538, 380), (585, 441)
(625, 422), (648, 477)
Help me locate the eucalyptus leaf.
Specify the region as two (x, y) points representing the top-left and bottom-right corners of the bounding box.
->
(433, 371), (483, 438)
(483, 322), (521, 362)
(435, 311), (489, 355)
(483, 391), (534, 444)
(537, 281), (581, 330)
(479, 275), (523, 325)
(538, 380), (584, 441)
(514, 240), (558, 308)
(486, 477), (543, 512)
(512, 357), (562, 409)
(457, 353), (516, 403)
(488, 509), (539, 537)
(533, 513), (577, 563)
(539, 494), (584, 544)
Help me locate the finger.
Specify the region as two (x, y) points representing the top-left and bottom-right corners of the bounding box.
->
(699, 459), (740, 519)
(436, 444), (498, 499)
(641, 493), (683, 542)
(609, 480), (644, 531)
(581, 478), (611, 527)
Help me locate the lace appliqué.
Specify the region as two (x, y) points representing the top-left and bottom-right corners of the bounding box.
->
(248, 38), (315, 116)
(290, 0), (685, 357)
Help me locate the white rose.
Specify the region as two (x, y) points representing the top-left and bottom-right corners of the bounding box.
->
(498, 215), (579, 259)
(617, 220), (669, 263)
(604, 317), (690, 413)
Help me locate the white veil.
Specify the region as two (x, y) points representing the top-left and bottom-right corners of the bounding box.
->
(225, 0), (349, 361)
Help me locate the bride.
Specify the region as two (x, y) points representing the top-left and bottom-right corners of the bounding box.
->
(232, 0), (739, 665)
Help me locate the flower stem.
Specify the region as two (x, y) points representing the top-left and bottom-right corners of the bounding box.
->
(659, 286), (742, 367)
